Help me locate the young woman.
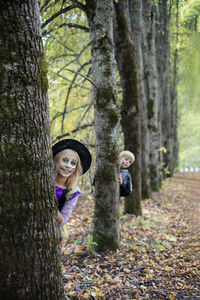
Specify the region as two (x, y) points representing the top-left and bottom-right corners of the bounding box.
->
(52, 139), (92, 239)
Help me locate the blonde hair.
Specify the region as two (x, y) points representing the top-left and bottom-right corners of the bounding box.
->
(119, 150), (135, 164)
(54, 149), (82, 194)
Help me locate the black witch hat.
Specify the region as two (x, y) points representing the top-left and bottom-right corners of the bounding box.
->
(52, 139), (92, 174)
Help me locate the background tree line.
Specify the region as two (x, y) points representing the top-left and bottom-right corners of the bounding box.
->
(41, 0), (180, 251)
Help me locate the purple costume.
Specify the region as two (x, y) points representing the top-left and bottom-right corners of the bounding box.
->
(55, 186), (81, 227)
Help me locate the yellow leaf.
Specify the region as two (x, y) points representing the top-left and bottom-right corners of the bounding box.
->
(130, 256), (135, 262)
(101, 33), (106, 38)
(93, 272), (100, 278)
(106, 274), (113, 280)
(146, 274), (153, 278)
(159, 146), (167, 153)
(165, 266), (173, 271)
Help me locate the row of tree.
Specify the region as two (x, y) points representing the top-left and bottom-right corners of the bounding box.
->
(1, 0), (195, 298)
(41, 0), (179, 251)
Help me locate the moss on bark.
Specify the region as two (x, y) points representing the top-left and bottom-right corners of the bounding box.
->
(36, 53), (49, 93)
(93, 232), (120, 252)
(147, 100), (154, 119)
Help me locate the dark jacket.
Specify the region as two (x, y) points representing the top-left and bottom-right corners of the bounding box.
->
(120, 169), (133, 197)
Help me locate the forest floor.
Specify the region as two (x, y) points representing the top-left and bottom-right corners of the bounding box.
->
(62, 172), (200, 300)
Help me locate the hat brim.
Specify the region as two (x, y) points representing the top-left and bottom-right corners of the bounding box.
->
(52, 139), (92, 175)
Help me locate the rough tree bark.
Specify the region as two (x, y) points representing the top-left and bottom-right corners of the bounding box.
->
(85, 0), (120, 251)
(0, 0), (64, 299)
(114, 0), (142, 216)
(156, 0), (173, 176)
(142, 0), (160, 191)
(170, 0), (179, 173)
(129, 0), (151, 199)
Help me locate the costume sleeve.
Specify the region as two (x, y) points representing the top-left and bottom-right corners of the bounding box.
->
(59, 195), (79, 227)
(120, 172), (133, 197)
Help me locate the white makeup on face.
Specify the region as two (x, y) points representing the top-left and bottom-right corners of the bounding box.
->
(62, 157), (77, 169)
(56, 149), (78, 177)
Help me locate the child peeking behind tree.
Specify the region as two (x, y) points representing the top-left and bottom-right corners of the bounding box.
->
(52, 139), (92, 241)
(119, 150), (135, 197)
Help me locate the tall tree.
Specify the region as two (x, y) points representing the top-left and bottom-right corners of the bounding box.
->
(0, 0), (64, 298)
(142, 0), (161, 191)
(129, 0), (151, 199)
(155, 0), (173, 176)
(85, 0), (120, 251)
(170, 0), (179, 173)
(114, 0), (142, 215)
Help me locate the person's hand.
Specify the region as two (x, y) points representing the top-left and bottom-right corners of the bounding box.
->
(58, 211), (64, 225)
(119, 173), (122, 185)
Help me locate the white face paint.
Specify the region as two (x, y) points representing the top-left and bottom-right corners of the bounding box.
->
(62, 157), (77, 169)
(56, 149), (78, 178)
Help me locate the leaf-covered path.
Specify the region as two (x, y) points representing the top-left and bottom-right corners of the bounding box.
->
(62, 172), (200, 299)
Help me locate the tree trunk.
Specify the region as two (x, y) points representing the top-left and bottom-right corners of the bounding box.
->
(156, 0), (173, 176)
(142, 0), (160, 191)
(114, 0), (142, 216)
(85, 0), (120, 251)
(0, 1), (64, 299)
(129, 0), (151, 199)
(170, 0), (179, 173)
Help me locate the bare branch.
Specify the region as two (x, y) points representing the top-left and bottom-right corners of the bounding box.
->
(50, 103), (89, 126)
(46, 36), (90, 82)
(47, 34), (75, 53)
(49, 61), (76, 82)
(49, 54), (77, 62)
(41, 2), (86, 29)
(41, 4), (77, 29)
(76, 97), (93, 129)
(61, 61), (91, 133)
(49, 71), (90, 90)
(52, 123), (94, 144)
(42, 22), (89, 36)
(71, 0), (86, 11)
(40, 0), (52, 13)
(65, 67), (99, 91)
(77, 66), (92, 87)
(61, 22), (89, 32)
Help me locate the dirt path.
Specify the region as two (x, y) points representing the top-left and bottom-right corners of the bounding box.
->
(150, 172), (200, 299)
(172, 172), (200, 233)
(62, 172), (200, 299)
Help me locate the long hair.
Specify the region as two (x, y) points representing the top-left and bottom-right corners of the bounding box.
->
(54, 149), (82, 195)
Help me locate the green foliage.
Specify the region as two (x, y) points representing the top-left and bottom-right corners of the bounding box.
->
(41, 1), (93, 143)
(86, 235), (99, 256)
(170, 0), (200, 167)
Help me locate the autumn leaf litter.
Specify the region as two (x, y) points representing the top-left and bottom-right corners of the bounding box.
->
(62, 173), (200, 299)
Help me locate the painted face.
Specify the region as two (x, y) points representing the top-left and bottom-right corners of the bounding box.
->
(120, 156), (132, 169)
(56, 149), (78, 178)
